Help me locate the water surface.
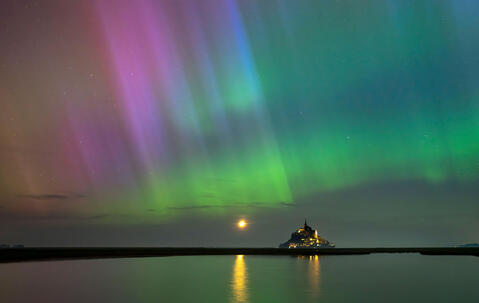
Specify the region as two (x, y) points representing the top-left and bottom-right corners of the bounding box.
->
(1, 254), (478, 302)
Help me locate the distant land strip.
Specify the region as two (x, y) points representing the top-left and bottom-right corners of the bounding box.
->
(1, 247), (478, 263)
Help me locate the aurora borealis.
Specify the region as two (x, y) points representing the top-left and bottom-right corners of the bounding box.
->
(1, 0), (478, 246)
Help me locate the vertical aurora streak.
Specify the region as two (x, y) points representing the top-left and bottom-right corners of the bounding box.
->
(89, 0), (292, 211)
(87, 0), (479, 211)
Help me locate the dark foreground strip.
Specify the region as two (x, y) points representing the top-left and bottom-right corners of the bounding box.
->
(1, 247), (478, 263)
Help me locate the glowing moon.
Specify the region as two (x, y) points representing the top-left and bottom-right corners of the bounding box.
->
(237, 219), (247, 229)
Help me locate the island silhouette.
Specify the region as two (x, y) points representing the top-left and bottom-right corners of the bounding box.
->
(279, 220), (335, 248)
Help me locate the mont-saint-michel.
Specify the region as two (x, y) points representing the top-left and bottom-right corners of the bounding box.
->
(279, 220), (335, 248)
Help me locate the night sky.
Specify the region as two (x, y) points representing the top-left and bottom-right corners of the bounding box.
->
(1, 0), (478, 247)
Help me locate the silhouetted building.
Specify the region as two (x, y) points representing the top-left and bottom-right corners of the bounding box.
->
(279, 220), (335, 248)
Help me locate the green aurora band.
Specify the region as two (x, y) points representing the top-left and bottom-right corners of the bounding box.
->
(102, 1), (479, 215)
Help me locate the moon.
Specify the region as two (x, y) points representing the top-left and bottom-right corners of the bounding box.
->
(237, 219), (247, 229)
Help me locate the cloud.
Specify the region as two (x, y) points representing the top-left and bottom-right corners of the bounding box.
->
(168, 205), (217, 210)
(167, 202), (295, 211)
(16, 193), (86, 201)
(0, 145), (55, 156)
(0, 211), (108, 221)
(278, 202), (296, 207)
(18, 194), (69, 200)
(83, 214), (108, 220)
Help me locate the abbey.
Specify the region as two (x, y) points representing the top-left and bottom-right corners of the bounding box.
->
(279, 220), (335, 248)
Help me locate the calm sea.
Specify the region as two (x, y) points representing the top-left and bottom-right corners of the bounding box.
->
(1, 254), (478, 302)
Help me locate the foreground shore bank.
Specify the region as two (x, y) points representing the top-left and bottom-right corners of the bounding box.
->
(1, 247), (478, 263)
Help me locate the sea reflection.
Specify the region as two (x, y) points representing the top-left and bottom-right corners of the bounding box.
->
(298, 255), (321, 298)
(308, 255), (321, 297)
(231, 255), (248, 303)
(230, 254), (321, 302)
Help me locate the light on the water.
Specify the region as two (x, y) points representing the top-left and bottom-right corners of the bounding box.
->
(238, 220), (247, 229)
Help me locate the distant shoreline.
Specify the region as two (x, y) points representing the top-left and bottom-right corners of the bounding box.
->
(1, 247), (478, 263)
